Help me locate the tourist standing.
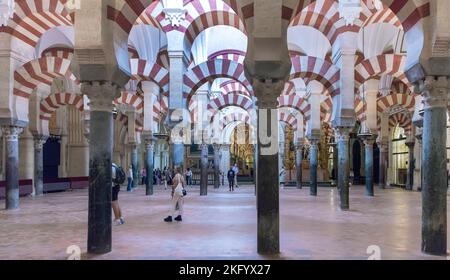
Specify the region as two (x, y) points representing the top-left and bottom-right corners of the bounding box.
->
(164, 166), (186, 222)
(112, 163), (125, 225)
(227, 167), (235, 192)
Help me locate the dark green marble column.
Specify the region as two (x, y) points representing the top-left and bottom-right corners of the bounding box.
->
(2, 126), (23, 210)
(200, 144), (209, 196)
(295, 143), (303, 189)
(83, 82), (116, 255)
(421, 77), (448, 256)
(336, 128), (351, 210)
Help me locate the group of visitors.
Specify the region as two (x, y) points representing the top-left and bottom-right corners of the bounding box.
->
(110, 163), (242, 226)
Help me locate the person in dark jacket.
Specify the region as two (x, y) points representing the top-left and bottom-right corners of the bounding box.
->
(227, 168), (235, 192)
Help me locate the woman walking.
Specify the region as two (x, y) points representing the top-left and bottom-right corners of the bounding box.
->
(164, 166), (186, 222)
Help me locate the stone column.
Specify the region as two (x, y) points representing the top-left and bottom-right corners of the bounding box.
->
(130, 144), (138, 189)
(420, 77), (448, 256)
(254, 80), (281, 255)
(59, 133), (68, 178)
(309, 140), (319, 196)
(144, 134), (155, 196)
(82, 82), (117, 254)
(213, 144), (221, 189)
(378, 141), (388, 189)
(19, 128), (34, 180)
(405, 141), (415, 191)
(295, 143), (303, 189)
(221, 144), (231, 175)
(363, 138), (375, 196)
(332, 143), (338, 185)
(33, 135), (48, 196)
(2, 126), (23, 210)
(200, 143), (209, 196)
(167, 49), (186, 170)
(336, 128), (351, 210)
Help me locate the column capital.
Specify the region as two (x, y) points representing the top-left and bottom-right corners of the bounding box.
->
(363, 138), (376, 147)
(33, 135), (49, 150)
(420, 76), (449, 109)
(163, 8), (187, 28)
(81, 81), (120, 112)
(2, 126), (24, 142)
(334, 127), (352, 143)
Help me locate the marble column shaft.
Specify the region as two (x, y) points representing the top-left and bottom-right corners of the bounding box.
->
(83, 82), (116, 255)
(256, 105), (279, 255)
(200, 144), (209, 196)
(309, 141), (319, 196)
(378, 143), (388, 189)
(295, 144), (303, 189)
(33, 135), (48, 196)
(421, 77), (448, 256)
(145, 139), (155, 196)
(213, 144), (221, 189)
(2, 126), (23, 210)
(364, 139), (375, 197)
(406, 142), (415, 191)
(336, 128), (351, 210)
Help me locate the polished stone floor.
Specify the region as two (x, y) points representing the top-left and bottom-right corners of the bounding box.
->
(0, 184), (449, 260)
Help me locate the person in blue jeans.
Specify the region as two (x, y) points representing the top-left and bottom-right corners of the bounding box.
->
(127, 165), (133, 192)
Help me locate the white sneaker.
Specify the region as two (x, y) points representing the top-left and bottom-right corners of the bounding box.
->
(114, 219), (124, 226)
(120, 217), (125, 224)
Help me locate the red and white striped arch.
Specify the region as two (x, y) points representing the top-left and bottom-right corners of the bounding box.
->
(388, 111), (412, 132)
(381, 0), (430, 33)
(321, 95), (333, 123)
(14, 56), (77, 99)
(220, 80), (252, 97)
(281, 82), (295, 96)
(183, 59), (252, 100)
(290, 56), (340, 97)
(153, 94), (169, 123)
(355, 95), (367, 122)
(279, 111), (299, 131)
(378, 93), (415, 114)
(354, 54), (407, 88)
(116, 112), (144, 133)
(362, 6), (402, 28)
(135, 1), (165, 30)
(6, 0), (73, 47)
(277, 94), (310, 121)
(183, 0), (246, 47)
(157, 48), (170, 69)
(391, 79), (412, 95)
(40, 92), (83, 121)
(288, 0), (429, 52)
(129, 59), (169, 94)
(208, 50), (246, 64)
(114, 92), (144, 115)
(41, 47), (74, 60)
(219, 112), (251, 130)
(209, 93), (254, 113)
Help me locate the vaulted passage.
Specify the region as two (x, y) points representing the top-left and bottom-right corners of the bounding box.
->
(0, 0), (449, 260)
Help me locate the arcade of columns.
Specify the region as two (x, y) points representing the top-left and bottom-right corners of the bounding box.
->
(0, 0), (449, 256)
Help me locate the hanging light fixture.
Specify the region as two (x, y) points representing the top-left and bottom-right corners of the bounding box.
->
(0, 0), (15, 27)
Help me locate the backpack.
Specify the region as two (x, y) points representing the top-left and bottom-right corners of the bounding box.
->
(113, 165), (126, 185)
